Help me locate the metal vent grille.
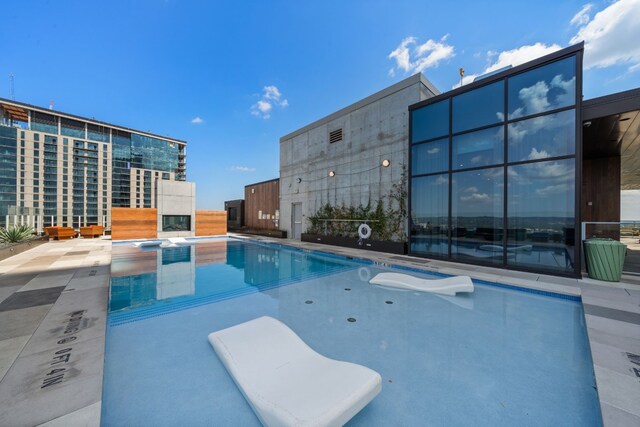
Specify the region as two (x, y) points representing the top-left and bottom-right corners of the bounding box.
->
(329, 128), (343, 144)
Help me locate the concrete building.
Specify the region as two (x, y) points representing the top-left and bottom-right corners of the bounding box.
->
(0, 98), (187, 231)
(279, 74), (439, 239)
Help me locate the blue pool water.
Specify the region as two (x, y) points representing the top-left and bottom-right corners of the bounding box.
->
(102, 238), (602, 426)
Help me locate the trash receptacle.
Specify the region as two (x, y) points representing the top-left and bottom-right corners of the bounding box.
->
(583, 239), (627, 282)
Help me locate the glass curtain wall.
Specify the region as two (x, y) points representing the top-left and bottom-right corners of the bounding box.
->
(0, 127), (17, 228)
(410, 53), (578, 275)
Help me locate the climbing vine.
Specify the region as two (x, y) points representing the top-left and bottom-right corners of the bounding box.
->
(307, 165), (408, 242)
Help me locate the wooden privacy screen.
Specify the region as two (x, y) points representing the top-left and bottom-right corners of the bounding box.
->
(195, 210), (227, 236)
(111, 208), (158, 240)
(244, 179), (279, 230)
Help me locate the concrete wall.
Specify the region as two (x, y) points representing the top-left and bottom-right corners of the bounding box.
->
(279, 74), (437, 238)
(156, 180), (196, 238)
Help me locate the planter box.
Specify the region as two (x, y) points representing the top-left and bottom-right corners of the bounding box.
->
(0, 237), (48, 262)
(301, 233), (407, 254)
(239, 228), (287, 239)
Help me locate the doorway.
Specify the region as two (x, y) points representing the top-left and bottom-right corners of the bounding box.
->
(292, 203), (302, 240)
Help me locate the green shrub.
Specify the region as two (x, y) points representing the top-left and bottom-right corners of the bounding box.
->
(0, 225), (35, 243)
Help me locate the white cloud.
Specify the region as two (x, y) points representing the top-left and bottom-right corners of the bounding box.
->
(427, 147), (440, 154)
(433, 176), (448, 185)
(227, 165), (256, 172)
(251, 85), (288, 119)
(535, 183), (572, 196)
(570, 0), (640, 71)
(454, 43), (562, 88)
(389, 35), (455, 76)
(621, 190), (640, 220)
(191, 116), (203, 124)
(487, 43), (563, 74)
(570, 4), (593, 26)
(461, 192), (491, 202)
(527, 148), (551, 160)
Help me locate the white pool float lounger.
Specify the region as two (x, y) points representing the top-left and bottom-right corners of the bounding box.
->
(369, 272), (474, 296)
(209, 316), (382, 427)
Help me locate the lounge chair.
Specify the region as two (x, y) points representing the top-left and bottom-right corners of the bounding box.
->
(209, 316), (382, 427)
(369, 272), (473, 296)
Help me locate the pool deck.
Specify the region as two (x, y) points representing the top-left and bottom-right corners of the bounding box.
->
(0, 235), (638, 426)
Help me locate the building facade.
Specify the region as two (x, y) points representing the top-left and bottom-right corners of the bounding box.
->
(0, 99), (186, 230)
(279, 74), (438, 239)
(278, 42), (639, 277)
(409, 44), (582, 276)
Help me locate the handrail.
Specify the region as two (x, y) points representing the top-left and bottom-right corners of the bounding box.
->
(581, 221), (639, 241)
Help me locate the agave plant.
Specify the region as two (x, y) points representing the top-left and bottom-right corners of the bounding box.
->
(0, 225), (35, 243)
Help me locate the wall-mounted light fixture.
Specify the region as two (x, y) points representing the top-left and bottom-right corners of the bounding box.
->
(251, 188), (255, 194)
(328, 171), (335, 177)
(382, 159), (391, 167)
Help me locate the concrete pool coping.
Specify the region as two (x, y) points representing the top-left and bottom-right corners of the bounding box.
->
(0, 235), (638, 426)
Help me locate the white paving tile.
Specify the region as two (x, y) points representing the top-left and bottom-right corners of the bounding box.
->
(0, 334), (30, 382)
(594, 365), (640, 417)
(37, 401), (101, 427)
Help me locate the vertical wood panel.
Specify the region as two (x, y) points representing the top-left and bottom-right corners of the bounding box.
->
(582, 156), (621, 239)
(244, 179), (279, 230)
(112, 208), (157, 240)
(582, 157), (621, 222)
(195, 210), (227, 236)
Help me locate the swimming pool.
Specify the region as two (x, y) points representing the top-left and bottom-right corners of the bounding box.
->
(102, 238), (601, 426)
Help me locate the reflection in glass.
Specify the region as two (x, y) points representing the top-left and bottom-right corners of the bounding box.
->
(507, 159), (575, 273)
(162, 215), (191, 231)
(411, 174), (449, 257)
(452, 126), (504, 170)
(453, 81), (504, 133)
(411, 99), (449, 143)
(508, 109), (575, 162)
(508, 56), (576, 119)
(412, 138), (449, 175)
(451, 167), (504, 264)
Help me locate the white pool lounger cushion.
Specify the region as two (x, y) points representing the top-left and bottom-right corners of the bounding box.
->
(370, 272), (473, 296)
(208, 316), (382, 427)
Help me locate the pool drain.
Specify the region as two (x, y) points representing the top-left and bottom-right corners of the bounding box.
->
(347, 317), (356, 322)
(385, 301), (393, 304)
(305, 300), (313, 304)
(344, 288), (351, 291)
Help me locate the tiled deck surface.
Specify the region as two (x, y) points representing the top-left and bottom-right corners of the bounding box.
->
(0, 235), (638, 426)
(0, 238), (110, 427)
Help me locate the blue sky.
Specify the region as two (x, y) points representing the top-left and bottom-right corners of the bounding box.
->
(1, 0), (639, 210)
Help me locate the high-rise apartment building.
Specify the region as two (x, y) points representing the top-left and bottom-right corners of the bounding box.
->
(0, 98), (186, 230)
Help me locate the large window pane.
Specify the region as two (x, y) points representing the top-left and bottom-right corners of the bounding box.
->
(453, 81), (504, 133)
(508, 56), (576, 119)
(452, 126), (504, 170)
(162, 215), (191, 232)
(507, 159), (575, 273)
(410, 174), (449, 257)
(411, 138), (448, 175)
(508, 109), (575, 162)
(411, 99), (449, 143)
(451, 167), (504, 264)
